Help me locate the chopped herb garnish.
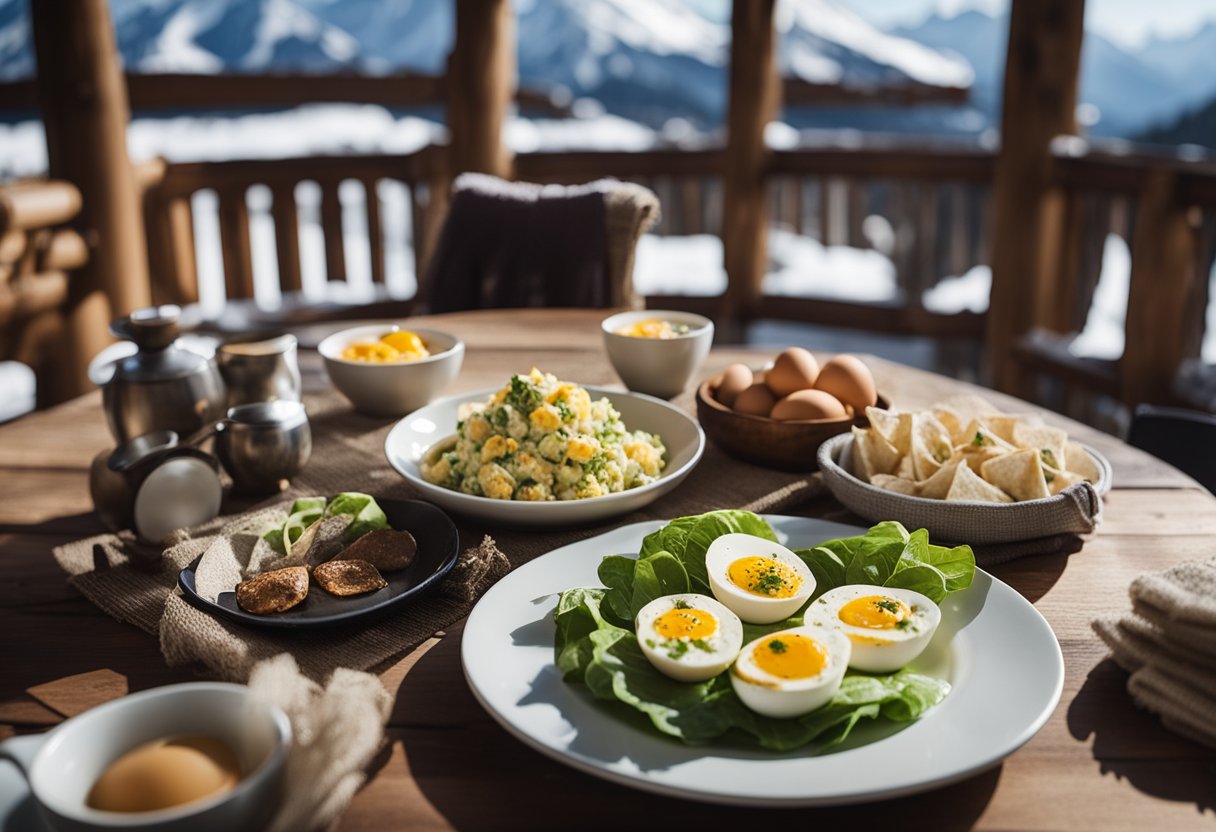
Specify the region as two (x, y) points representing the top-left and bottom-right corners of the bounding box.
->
(1044, 473), (1056, 483)
(874, 598), (902, 615)
(554, 399), (573, 421)
(971, 432), (986, 447)
(665, 640), (690, 660)
(505, 375), (543, 414)
(753, 571), (787, 595)
(689, 639), (713, 653)
(673, 599), (692, 610)
(768, 639), (787, 654)
(1041, 449), (1058, 468)
(493, 408), (509, 427)
(896, 619), (913, 631)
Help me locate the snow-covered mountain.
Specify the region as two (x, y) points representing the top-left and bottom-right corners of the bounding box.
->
(1137, 22), (1216, 106)
(891, 9), (1205, 138)
(0, 0), (972, 128)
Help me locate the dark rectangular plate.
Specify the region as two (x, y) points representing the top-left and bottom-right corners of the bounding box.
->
(178, 497), (459, 629)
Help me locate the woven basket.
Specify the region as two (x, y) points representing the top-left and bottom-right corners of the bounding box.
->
(817, 432), (1111, 545)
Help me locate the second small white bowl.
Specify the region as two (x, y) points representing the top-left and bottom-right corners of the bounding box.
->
(319, 324), (464, 417)
(601, 310), (714, 399)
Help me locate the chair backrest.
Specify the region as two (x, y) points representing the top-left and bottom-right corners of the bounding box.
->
(420, 174), (659, 313)
(1127, 404), (1216, 494)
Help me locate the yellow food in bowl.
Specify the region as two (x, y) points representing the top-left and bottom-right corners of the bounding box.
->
(341, 330), (431, 363)
(615, 319), (694, 339)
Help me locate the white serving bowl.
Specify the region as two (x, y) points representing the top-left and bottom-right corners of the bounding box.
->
(384, 385), (705, 527)
(601, 310), (714, 399)
(0, 682), (291, 832)
(319, 325), (464, 417)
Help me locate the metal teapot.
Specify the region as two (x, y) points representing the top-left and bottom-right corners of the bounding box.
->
(100, 305), (227, 443)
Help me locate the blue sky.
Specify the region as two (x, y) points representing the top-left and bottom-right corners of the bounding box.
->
(840, 0), (1216, 49)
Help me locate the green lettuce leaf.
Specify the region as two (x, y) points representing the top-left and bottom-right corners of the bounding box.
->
(325, 491), (390, 542)
(554, 587), (950, 751)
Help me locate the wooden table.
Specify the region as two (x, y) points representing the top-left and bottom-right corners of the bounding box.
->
(2, 309), (1213, 831)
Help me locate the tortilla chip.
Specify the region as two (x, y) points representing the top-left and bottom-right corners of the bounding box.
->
(943, 394), (1004, 426)
(946, 463), (1014, 503)
(865, 407), (902, 441)
(918, 457), (961, 499)
(1064, 440), (1102, 483)
(1013, 423), (1069, 472)
(957, 443), (1008, 475)
(957, 419), (1017, 453)
(981, 449), (1050, 501)
(911, 415), (953, 480)
(851, 426), (901, 482)
(896, 453), (915, 479)
(933, 406), (965, 445)
(870, 474), (920, 496)
(983, 415), (1021, 445)
(1045, 467), (1083, 495)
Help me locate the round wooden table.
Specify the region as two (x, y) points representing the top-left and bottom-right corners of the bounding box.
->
(2, 309), (1213, 831)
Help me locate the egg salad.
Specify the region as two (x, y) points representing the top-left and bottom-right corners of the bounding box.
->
(421, 369), (667, 502)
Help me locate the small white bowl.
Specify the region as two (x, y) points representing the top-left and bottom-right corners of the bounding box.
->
(601, 310), (714, 399)
(319, 324), (464, 417)
(0, 682), (291, 832)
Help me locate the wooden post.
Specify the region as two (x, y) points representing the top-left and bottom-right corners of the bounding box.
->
(446, 0), (515, 179)
(31, 0), (151, 399)
(722, 0), (779, 325)
(985, 0), (1085, 393)
(1121, 172), (1200, 406)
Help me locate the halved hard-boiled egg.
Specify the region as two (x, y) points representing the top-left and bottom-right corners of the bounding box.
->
(730, 625), (851, 718)
(805, 585), (941, 673)
(705, 533), (815, 624)
(635, 594), (744, 682)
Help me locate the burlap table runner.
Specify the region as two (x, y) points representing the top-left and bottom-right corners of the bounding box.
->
(53, 385), (828, 684)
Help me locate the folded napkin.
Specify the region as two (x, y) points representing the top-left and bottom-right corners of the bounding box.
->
(1093, 556), (1216, 749)
(246, 654), (391, 832)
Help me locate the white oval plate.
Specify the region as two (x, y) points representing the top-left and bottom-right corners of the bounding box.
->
(461, 515), (1064, 806)
(384, 386), (705, 527)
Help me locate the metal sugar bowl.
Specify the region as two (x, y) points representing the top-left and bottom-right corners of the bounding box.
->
(100, 305), (227, 443)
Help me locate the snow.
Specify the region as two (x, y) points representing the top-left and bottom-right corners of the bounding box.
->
(922, 264), (990, 314)
(140, 3), (224, 73)
(763, 228), (899, 302)
(247, 0), (359, 68)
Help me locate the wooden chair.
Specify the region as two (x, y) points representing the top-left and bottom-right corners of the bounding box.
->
(418, 173), (659, 313)
(1127, 404), (1216, 494)
(0, 180), (90, 410)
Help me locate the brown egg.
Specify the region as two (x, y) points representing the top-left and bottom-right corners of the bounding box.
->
(733, 382), (777, 417)
(771, 389), (848, 421)
(714, 364), (754, 408)
(814, 355), (877, 412)
(765, 348), (820, 398)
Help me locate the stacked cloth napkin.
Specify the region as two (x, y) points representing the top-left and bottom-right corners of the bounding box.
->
(1093, 557), (1216, 748)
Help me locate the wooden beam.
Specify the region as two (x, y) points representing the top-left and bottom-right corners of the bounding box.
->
(986, 0), (1085, 394)
(0, 73), (571, 117)
(1121, 172), (1202, 406)
(782, 78), (969, 108)
(0, 182), (81, 233)
(722, 0), (779, 322)
(30, 0), (151, 400)
(446, 0), (515, 179)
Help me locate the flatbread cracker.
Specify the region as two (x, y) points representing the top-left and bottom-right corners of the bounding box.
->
(946, 463), (1014, 503)
(932, 406), (964, 445)
(1046, 467), (1084, 495)
(865, 407), (902, 442)
(981, 449), (1051, 501)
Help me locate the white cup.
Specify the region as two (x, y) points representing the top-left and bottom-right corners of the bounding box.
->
(0, 683), (292, 832)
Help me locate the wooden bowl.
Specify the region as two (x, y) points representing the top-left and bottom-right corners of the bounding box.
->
(695, 378), (887, 472)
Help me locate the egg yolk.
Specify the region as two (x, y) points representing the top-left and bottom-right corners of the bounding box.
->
(380, 330), (430, 359)
(752, 634), (828, 679)
(838, 595), (911, 629)
(616, 319), (689, 339)
(341, 330), (430, 363)
(653, 607), (718, 640)
(728, 556), (802, 598)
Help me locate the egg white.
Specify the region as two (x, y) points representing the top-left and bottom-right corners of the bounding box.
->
(730, 625), (851, 718)
(635, 593), (744, 682)
(705, 533), (815, 624)
(804, 584), (941, 673)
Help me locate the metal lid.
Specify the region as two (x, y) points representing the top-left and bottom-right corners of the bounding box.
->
(108, 305), (215, 382)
